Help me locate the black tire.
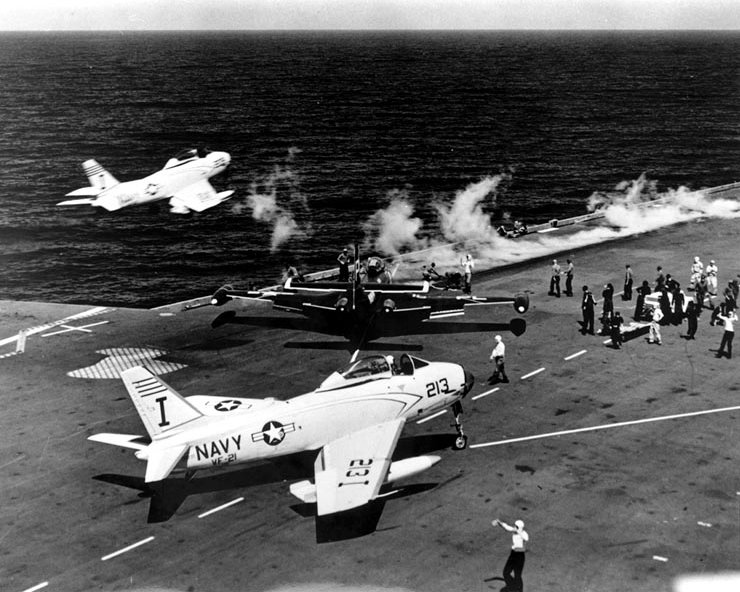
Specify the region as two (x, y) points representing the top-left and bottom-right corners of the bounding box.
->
(454, 435), (468, 450)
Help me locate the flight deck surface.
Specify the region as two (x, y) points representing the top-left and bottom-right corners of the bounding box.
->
(1, 217), (739, 592)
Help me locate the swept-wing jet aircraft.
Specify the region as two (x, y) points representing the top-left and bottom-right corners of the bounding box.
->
(89, 354), (473, 540)
(57, 147), (234, 214)
(210, 260), (529, 351)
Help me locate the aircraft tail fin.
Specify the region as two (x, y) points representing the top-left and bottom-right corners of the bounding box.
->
(82, 159), (119, 192)
(121, 366), (202, 440)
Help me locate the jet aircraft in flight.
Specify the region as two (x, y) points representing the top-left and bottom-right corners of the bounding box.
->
(58, 147), (234, 214)
(89, 354), (474, 540)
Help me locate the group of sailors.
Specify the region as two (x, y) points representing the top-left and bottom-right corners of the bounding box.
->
(581, 255), (738, 353)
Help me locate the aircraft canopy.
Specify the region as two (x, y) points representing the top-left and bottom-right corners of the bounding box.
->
(172, 147), (210, 162)
(317, 354), (427, 391)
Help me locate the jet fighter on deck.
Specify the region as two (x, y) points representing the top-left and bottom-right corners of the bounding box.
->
(211, 252), (529, 352)
(58, 147), (234, 214)
(89, 354), (474, 541)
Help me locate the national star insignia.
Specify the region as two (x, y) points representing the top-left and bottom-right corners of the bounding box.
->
(251, 420), (296, 445)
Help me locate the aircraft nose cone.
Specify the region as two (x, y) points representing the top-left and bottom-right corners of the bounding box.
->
(463, 369), (474, 397)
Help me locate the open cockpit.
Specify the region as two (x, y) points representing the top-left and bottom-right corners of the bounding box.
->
(316, 354), (429, 391)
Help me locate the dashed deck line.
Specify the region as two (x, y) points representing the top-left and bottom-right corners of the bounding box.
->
(198, 497), (245, 518)
(416, 410), (447, 424)
(19, 582), (48, 592)
(472, 387), (499, 400)
(564, 350), (587, 360)
(101, 536), (155, 561)
(520, 367), (545, 380)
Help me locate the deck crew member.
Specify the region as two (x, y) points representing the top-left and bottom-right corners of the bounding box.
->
(461, 253), (474, 294)
(695, 274), (709, 313)
(648, 305), (663, 345)
(634, 280), (651, 321)
(488, 334), (509, 384)
(610, 311), (624, 349)
(492, 518), (529, 590)
(581, 285), (595, 335)
(655, 266), (665, 291)
(601, 283), (615, 325)
(549, 259), (561, 297)
(623, 264), (633, 301)
(684, 301), (698, 340)
(715, 306), (737, 359)
(564, 259), (574, 296)
(337, 248), (351, 282)
(705, 260), (718, 296)
(690, 256), (704, 290)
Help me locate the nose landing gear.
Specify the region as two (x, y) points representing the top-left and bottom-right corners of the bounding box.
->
(451, 401), (468, 450)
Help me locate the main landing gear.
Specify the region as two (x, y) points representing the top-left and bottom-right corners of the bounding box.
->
(451, 401), (468, 450)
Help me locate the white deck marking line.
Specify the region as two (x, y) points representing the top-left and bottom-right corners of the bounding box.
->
(470, 405), (740, 449)
(0, 307), (113, 347)
(652, 555), (668, 562)
(564, 350), (587, 361)
(603, 338), (612, 344)
(697, 521), (712, 528)
(42, 320), (109, 337)
(473, 387), (499, 400)
(101, 536), (155, 561)
(20, 582), (48, 592)
(198, 497), (245, 518)
(417, 410), (447, 424)
(520, 367), (545, 380)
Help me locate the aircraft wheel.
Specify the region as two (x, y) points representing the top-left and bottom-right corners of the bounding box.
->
(454, 435), (468, 450)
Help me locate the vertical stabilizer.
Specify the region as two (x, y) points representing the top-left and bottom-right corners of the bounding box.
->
(120, 366), (202, 439)
(82, 159), (119, 191)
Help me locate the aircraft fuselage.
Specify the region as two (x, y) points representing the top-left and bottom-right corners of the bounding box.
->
(95, 151), (230, 211)
(173, 361), (469, 473)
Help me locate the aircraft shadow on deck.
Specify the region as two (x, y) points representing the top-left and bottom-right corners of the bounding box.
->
(92, 433), (457, 541)
(211, 310), (525, 352)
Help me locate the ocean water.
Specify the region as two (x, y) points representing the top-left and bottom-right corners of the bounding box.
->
(0, 30), (737, 306)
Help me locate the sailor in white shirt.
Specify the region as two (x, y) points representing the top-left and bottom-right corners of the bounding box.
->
(493, 518), (529, 588)
(488, 334), (509, 384)
(706, 260), (718, 296)
(648, 306), (663, 345)
(461, 253), (475, 294)
(715, 307), (737, 359)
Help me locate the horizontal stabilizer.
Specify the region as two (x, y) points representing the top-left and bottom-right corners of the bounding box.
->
(88, 433), (149, 451)
(145, 444), (189, 483)
(65, 186), (103, 197)
(57, 197), (97, 206)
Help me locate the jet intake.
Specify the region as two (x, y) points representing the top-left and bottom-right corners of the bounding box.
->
(335, 296), (349, 311)
(514, 293), (529, 314)
(210, 285), (233, 306)
(382, 298), (396, 313)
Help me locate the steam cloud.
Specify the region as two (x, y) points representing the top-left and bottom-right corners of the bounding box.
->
(232, 147), (308, 251)
(362, 173), (740, 280)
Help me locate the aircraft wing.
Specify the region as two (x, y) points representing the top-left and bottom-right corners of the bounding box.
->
(169, 179), (234, 213)
(426, 292), (529, 319)
(312, 418), (405, 516)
